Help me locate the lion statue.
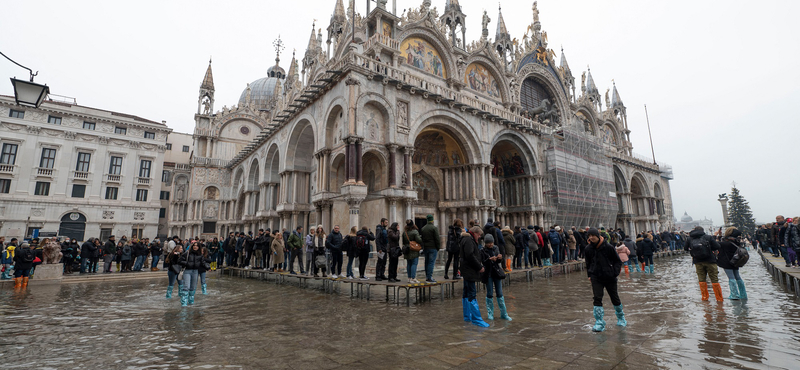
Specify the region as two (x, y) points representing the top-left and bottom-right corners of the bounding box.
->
(42, 239), (63, 264)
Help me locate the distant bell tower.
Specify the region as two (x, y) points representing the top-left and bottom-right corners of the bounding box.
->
(198, 58), (215, 115)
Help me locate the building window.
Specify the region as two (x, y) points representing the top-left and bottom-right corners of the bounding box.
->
(161, 170), (170, 182)
(48, 115), (62, 125)
(136, 189), (148, 202)
(203, 221), (217, 234)
(76, 152), (91, 172)
(105, 187), (118, 200)
(159, 208), (166, 218)
(182, 145), (190, 152)
(114, 127), (127, 135)
(39, 148), (57, 169)
(1, 143), (18, 165)
(71, 184), (86, 198)
(166, 143), (172, 150)
(520, 77), (553, 114)
(139, 159), (151, 178)
(9, 109), (24, 118)
(83, 121), (95, 130)
(144, 131), (155, 139)
(108, 156), (123, 175)
(34, 181), (50, 196)
(0, 179), (10, 193)
(160, 191), (170, 200)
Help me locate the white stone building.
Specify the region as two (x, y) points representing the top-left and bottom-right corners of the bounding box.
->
(0, 95), (171, 241)
(173, 0), (675, 239)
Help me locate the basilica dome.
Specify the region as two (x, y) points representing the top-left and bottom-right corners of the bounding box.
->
(681, 212), (693, 223)
(238, 64), (285, 110)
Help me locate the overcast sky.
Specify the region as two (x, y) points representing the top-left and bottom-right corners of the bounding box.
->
(2, 0), (798, 224)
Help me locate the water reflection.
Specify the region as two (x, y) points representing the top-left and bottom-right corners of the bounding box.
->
(1, 255), (798, 369)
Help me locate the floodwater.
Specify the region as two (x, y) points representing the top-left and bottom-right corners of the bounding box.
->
(1, 255), (799, 369)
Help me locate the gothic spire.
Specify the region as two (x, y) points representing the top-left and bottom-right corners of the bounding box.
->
(201, 58), (214, 90)
(559, 47), (571, 74)
(586, 67), (598, 94)
(611, 81), (624, 108)
(307, 23), (318, 51)
(332, 0), (346, 22)
(496, 5), (509, 41)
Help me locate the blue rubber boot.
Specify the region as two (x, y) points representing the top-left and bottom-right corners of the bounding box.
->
(462, 298), (470, 322)
(497, 296), (512, 321)
(485, 297), (495, 320)
(468, 299), (490, 327)
(592, 306), (606, 332)
(728, 279), (740, 300)
(614, 305), (627, 327)
(202, 283), (208, 295)
(634, 262), (641, 272)
(737, 280), (747, 300)
(188, 290), (196, 305)
(180, 291), (188, 307)
(166, 284), (173, 299)
(650, 265), (655, 274)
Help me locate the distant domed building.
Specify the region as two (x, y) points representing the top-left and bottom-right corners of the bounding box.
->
(676, 211), (713, 232)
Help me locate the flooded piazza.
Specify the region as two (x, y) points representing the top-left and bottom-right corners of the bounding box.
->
(2, 255), (799, 369)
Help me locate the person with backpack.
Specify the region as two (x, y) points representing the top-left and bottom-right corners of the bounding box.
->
(585, 228), (626, 332)
(402, 220), (423, 284)
(459, 219), (489, 327)
(684, 226), (723, 301)
(636, 233), (656, 274)
(445, 221), (463, 280)
(374, 219), (389, 281)
(79, 237), (96, 274)
(717, 227), (747, 300)
(528, 226), (542, 267)
(548, 226), (562, 265)
(482, 234), (512, 321)
(102, 237), (117, 273)
(420, 215), (441, 282)
(375, 218), (389, 281)
(623, 236), (641, 272)
(326, 226), (344, 278)
(387, 222), (402, 282)
(355, 226), (375, 280)
(287, 226), (305, 275)
(13, 242), (35, 290)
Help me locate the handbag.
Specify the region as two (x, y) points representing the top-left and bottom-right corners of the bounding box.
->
(405, 232), (422, 252)
(315, 255), (327, 268)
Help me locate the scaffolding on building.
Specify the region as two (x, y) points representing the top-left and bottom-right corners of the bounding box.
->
(545, 128), (617, 229)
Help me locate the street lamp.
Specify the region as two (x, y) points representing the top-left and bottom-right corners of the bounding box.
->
(1, 51), (49, 108)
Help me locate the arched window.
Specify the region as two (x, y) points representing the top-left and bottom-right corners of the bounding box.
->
(520, 77), (552, 112)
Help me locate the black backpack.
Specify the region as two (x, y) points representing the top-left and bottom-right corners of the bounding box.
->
(355, 235), (368, 252)
(689, 237), (711, 260)
(729, 243), (750, 268)
(19, 247), (34, 263)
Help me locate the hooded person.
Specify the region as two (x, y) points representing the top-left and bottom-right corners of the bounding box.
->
(459, 219), (490, 327)
(585, 228), (625, 332)
(684, 226), (723, 301)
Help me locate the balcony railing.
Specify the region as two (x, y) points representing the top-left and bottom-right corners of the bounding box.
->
(72, 171), (90, 179)
(175, 163), (191, 171)
(36, 167), (54, 177)
(0, 164), (14, 174)
(137, 177), (151, 185)
(106, 174), (121, 182)
(192, 157), (228, 167)
(365, 33), (400, 53)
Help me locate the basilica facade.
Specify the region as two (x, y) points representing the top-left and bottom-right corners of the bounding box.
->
(169, 0), (674, 239)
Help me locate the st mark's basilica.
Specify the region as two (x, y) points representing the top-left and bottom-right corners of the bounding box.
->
(168, 0), (675, 239)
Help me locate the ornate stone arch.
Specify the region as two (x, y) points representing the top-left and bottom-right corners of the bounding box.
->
(630, 172), (650, 197)
(397, 27), (456, 82)
(600, 121), (620, 147)
(516, 62), (571, 124)
(410, 109), (483, 164)
(323, 98), (347, 149)
(362, 149), (388, 194)
(218, 116), (264, 135)
(574, 106), (599, 136)
(612, 165), (629, 193)
(247, 158), (260, 192)
(232, 167), (245, 197)
(285, 118), (316, 172)
(489, 130), (538, 175)
(462, 55), (510, 104)
(263, 143), (281, 183)
(356, 92), (395, 143)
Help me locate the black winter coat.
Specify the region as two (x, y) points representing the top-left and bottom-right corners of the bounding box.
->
(179, 251), (204, 270)
(636, 237), (656, 256)
(326, 231), (344, 251)
(585, 240), (622, 280)
(80, 240), (96, 259)
(716, 240), (741, 270)
(459, 232), (483, 282)
(684, 229), (720, 265)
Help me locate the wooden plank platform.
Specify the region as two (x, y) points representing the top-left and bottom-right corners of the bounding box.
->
(759, 249), (800, 297)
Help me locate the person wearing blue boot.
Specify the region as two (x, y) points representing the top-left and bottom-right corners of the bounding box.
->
(718, 227), (747, 300)
(198, 246), (212, 295)
(458, 219), (489, 327)
(179, 241), (204, 306)
(481, 234), (512, 321)
(585, 228), (625, 332)
(165, 245), (184, 299)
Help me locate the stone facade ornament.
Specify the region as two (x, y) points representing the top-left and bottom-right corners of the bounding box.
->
(134, 212), (145, 220)
(103, 211), (115, 220)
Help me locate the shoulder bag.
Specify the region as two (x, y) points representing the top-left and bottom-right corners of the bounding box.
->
(405, 231), (422, 252)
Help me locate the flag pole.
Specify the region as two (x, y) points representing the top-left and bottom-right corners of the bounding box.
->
(644, 104), (656, 165)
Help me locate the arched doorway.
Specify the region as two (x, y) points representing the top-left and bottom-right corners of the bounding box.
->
(630, 174), (649, 233)
(490, 136), (536, 227)
(284, 120), (315, 232)
(59, 212), (86, 241)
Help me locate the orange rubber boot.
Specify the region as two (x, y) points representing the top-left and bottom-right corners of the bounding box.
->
(711, 283), (724, 302)
(13, 277), (21, 289)
(22, 277), (29, 288)
(624, 265), (630, 274)
(699, 282), (709, 301)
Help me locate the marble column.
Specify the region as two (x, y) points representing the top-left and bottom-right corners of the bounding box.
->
(348, 199), (362, 229)
(389, 198), (398, 224)
(387, 144), (397, 187)
(355, 138), (363, 184)
(402, 146), (413, 189)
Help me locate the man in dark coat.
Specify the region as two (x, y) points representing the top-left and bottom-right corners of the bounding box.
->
(684, 226), (723, 301)
(459, 223), (489, 327)
(420, 215), (441, 282)
(374, 218), (389, 281)
(585, 228), (625, 332)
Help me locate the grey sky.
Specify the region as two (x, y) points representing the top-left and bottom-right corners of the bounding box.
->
(2, 0), (798, 225)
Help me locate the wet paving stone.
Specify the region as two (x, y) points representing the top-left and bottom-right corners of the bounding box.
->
(2, 254), (800, 369)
